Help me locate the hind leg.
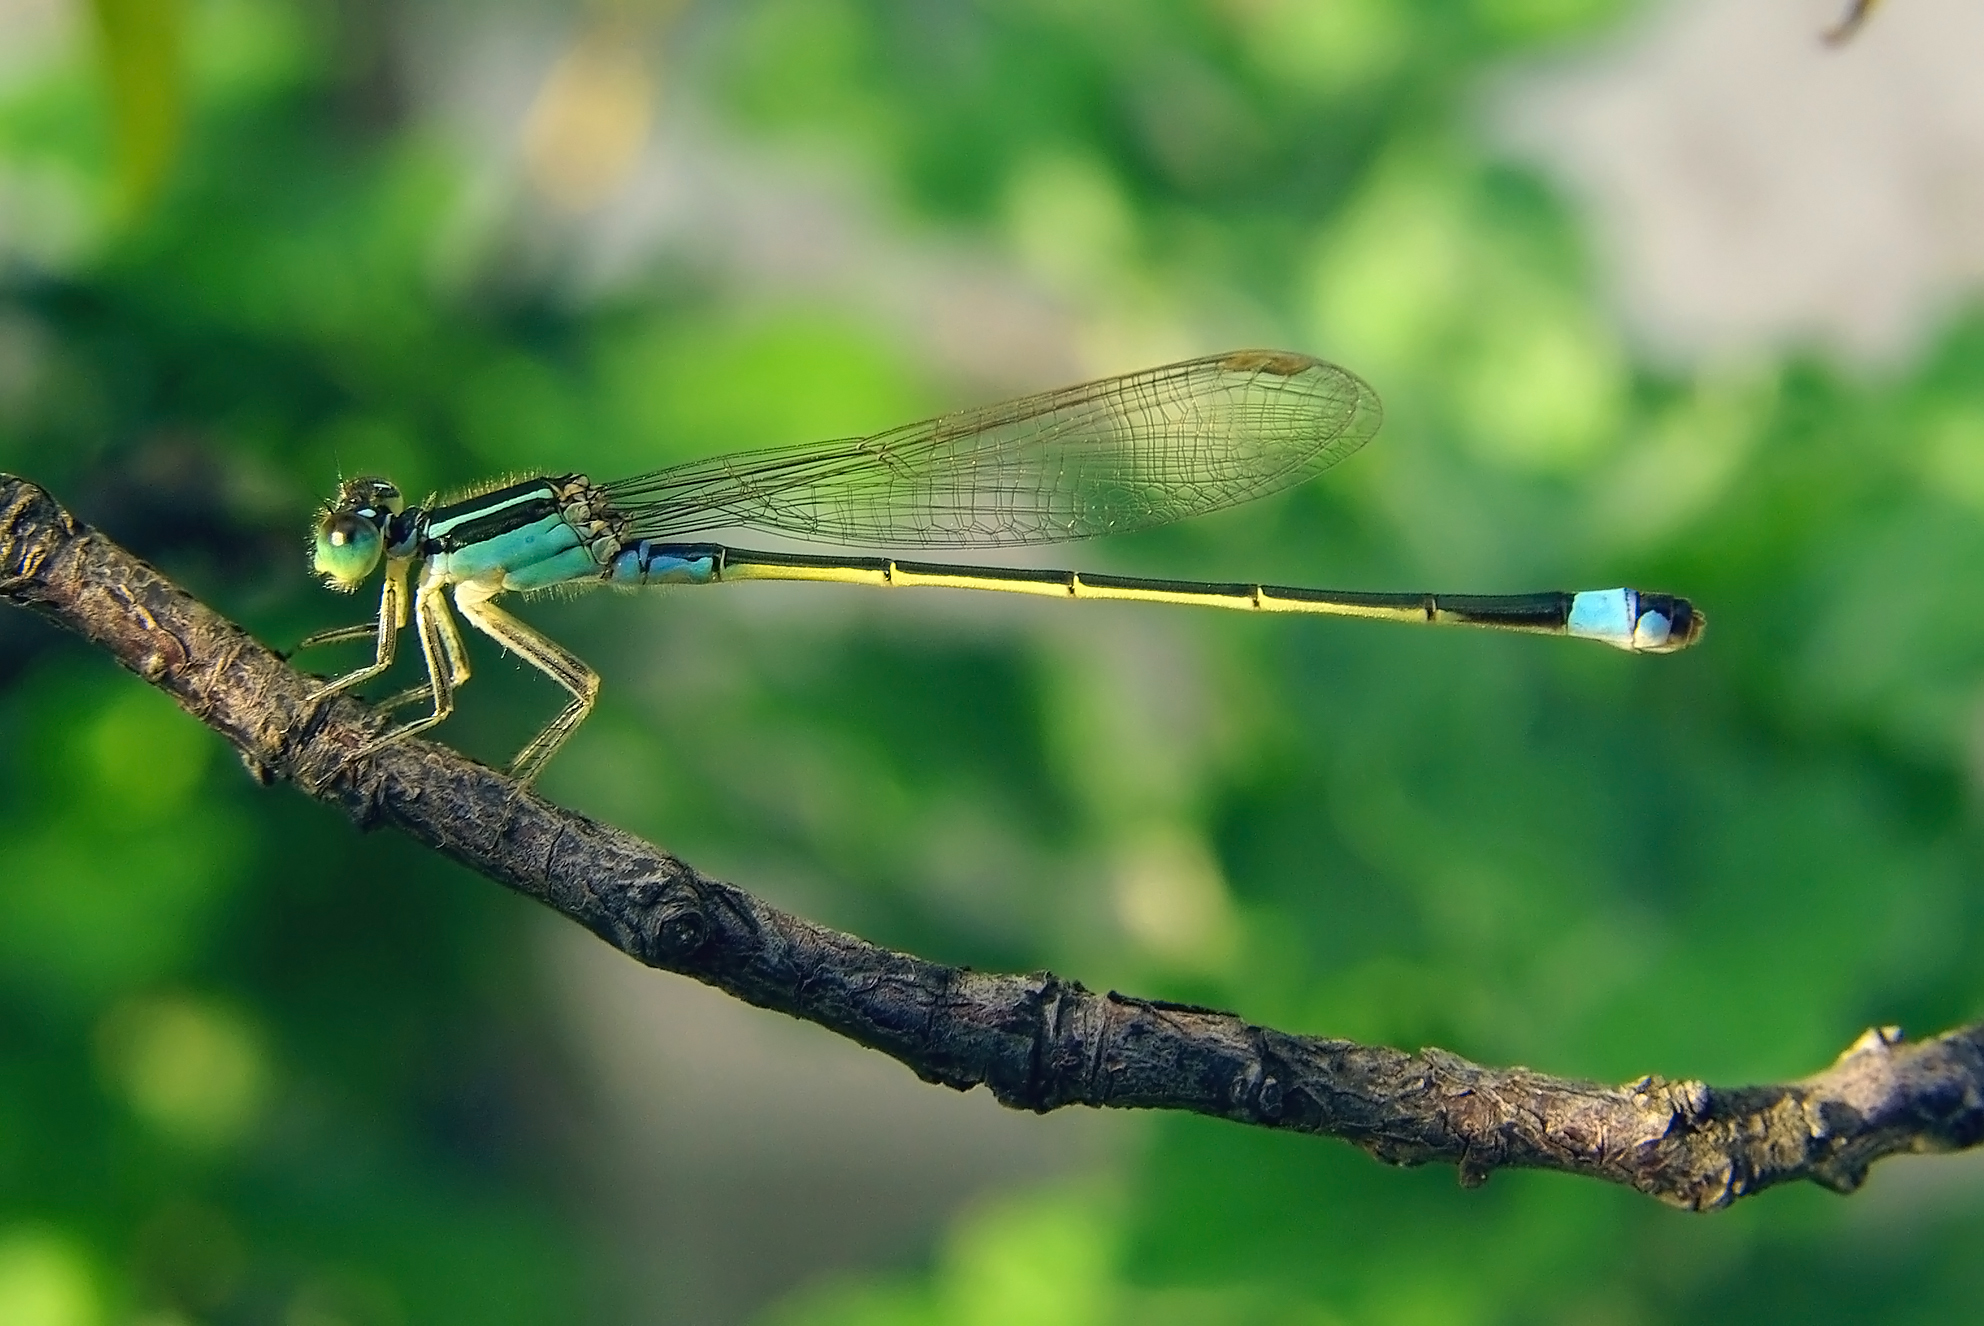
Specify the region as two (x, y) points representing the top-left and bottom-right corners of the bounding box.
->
(452, 579), (599, 785)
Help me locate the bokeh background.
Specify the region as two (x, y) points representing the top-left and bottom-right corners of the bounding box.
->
(4, 0), (1984, 1321)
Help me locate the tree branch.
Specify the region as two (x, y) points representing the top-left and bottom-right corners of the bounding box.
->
(5, 471), (1980, 1211)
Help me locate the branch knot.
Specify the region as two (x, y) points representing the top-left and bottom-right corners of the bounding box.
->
(627, 879), (708, 961)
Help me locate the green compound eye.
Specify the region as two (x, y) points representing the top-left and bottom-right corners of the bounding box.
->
(313, 510), (384, 591)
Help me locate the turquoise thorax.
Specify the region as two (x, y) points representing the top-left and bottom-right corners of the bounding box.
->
(417, 477), (628, 591)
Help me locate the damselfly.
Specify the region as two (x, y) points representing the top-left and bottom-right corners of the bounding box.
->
(302, 350), (1702, 783)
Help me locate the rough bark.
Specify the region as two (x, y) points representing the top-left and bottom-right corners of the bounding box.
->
(4, 472), (1980, 1211)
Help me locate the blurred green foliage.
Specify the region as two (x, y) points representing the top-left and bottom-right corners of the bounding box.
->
(3, 0), (1984, 1322)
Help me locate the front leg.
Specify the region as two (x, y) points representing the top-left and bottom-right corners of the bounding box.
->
(304, 560), (410, 699)
(287, 622), (380, 654)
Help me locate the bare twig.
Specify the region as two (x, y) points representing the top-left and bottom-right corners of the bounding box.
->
(4, 471), (1980, 1210)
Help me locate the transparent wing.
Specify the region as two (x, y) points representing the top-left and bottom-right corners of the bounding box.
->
(600, 349), (1382, 549)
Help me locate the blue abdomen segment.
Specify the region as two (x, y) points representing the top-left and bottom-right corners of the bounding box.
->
(606, 541), (722, 586)
(1568, 588), (1681, 652)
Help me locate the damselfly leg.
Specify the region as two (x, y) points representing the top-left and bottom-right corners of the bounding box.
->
(452, 578), (600, 784)
(296, 561), (411, 700)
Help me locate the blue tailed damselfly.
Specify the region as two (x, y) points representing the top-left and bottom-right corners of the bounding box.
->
(303, 350), (1703, 783)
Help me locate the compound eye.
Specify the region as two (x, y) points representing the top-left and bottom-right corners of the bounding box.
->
(312, 510), (384, 590)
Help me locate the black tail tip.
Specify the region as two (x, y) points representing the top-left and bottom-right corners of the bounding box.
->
(1644, 594), (1705, 652)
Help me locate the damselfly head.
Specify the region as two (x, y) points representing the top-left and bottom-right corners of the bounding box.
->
(311, 476), (402, 591)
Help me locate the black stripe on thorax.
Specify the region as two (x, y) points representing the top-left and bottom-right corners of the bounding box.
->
(423, 479), (562, 552)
